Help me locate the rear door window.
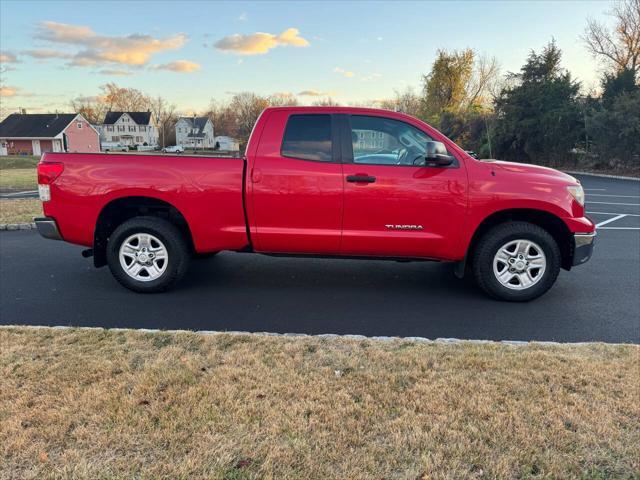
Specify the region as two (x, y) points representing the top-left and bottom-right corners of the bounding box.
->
(281, 114), (333, 162)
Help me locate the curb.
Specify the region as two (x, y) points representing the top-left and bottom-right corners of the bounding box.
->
(563, 171), (640, 181)
(1, 324), (633, 347)
(0, 222), (36, 231)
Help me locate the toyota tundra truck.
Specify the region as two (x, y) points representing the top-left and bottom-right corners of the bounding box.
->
(35, 106), (595, 301)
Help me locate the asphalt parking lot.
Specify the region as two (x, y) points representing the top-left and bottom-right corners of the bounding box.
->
(1, 174), (638, 343)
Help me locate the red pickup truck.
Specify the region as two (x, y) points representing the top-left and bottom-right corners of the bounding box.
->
(35, 106), (595, 301)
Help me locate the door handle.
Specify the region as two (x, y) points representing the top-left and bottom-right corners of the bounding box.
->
(346, 175), (376, 183)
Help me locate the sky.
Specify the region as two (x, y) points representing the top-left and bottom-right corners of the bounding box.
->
(0, 0), (614, 116)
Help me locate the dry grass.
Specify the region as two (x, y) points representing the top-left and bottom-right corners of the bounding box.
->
(0, 155), (40, 169)
(0, 327), (638, 480)
(0, 168), (37, 191)
(0, 199), (42, 223)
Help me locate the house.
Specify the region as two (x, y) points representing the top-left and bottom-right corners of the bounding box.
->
(213, 136), (240, 152)
(95, 111), (158, 148)
(175, 116), (214, 149)
(0, 113), (99, 156)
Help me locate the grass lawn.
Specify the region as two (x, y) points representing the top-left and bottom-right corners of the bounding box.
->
(0, 199), (42, 224)
(0, 155), (40, 169)
(0, 168), (37, 191)
(0, 156), (39, 192)
(0, 327), (638, 480)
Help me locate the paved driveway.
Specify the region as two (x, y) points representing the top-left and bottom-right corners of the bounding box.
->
(1, 174), (638, 343)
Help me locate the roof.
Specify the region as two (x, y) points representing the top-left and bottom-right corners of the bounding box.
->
(0, 113), (78, 138)
(178, 116), (209, 135)
(103, 111), (152, 125)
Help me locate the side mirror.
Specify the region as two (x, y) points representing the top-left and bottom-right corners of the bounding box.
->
(424, 141), (454, 166)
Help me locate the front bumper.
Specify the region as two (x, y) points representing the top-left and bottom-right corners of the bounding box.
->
(34, 217), (62, 241)
(572, 232), (596, 266)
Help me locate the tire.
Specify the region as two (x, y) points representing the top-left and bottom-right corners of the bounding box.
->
(472, 221), (561, 302)
(106, 216), (190, 293)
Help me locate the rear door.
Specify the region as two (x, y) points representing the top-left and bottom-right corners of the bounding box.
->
(249, 111), (344, 254)
(340, 114), (468, 259)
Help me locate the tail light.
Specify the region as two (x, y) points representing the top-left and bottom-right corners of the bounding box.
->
(37, 162), (64, 202)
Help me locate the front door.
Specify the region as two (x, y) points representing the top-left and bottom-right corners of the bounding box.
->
(340, 114), (468, 259)
(250, 111), (343, 254)
(32, 140), (41, 156)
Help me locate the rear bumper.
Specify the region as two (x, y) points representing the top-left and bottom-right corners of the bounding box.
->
(34, 217), (62, 241)
(572, 232), (596, 266)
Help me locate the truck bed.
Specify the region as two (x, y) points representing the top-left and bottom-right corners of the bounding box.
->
(41, 152), (249, 253)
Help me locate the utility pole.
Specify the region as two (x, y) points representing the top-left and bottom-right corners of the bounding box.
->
(484, 114), (493, 158)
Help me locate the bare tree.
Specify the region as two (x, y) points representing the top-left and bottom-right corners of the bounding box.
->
(100, 83), (151, 112)
(267, 92), (299, 106)
(583, 0), (640, 73)
(311, 97), (341, 106)
(465, 54), (501, 108)
(377, 87), (423, 117)
(69, 96), (108, 124)
(149, 96), (176, 147)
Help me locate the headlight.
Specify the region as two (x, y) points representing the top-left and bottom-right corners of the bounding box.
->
(567, 185), (585, 206)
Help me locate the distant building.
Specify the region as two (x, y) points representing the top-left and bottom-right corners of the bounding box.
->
(95, 111), (158, 148)
(0, 113), (99, 156)
(214, 135), (240, 152)
(175, 116), (214, 149)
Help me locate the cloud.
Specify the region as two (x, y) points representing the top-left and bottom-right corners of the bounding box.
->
(0, 86), (18, 97)
(298, 89), (334, 96)
(214, 28), (309, 55)
(34, 21), (188, 67)
(23, 49), (72, 59)
(152, 60), (201, 73)
(97, 69), (134, 76)
(237, 12), (248, 21)
(0, 52), (19, 63)
(361, 73), (382, 81)
(334, 67), (355, 78)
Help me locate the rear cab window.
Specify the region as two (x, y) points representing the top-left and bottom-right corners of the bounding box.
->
(281, 114), (332, 162)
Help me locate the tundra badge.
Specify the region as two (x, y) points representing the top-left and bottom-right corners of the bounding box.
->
(385, 225), (424, 230)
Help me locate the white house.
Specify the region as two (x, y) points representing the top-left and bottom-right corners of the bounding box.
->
(95, 112), (158, 148)
(214, 136), (240, 152)
(175, 116), (214, 149)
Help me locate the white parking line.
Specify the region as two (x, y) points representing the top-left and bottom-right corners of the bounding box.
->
(588, 211), (640, 217)
(587, 201), (640, 206)
(598, 227), (640, 230)
(596, 214), (627, 227)
(588, 194), (640, 198)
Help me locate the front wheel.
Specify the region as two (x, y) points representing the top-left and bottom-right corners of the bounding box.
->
(472, 222), (561, 302)
(106, 216), (190, 293)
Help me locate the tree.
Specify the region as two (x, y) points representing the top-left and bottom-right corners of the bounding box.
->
(588, 89), (640, 166)
(601, 67), (638, 105)
(378, 87), (422, 117)
(149, 96), (177, 147)
(493, 41), (583, 165)
(422, 48), (475, 119)
(421, 49), (499, 119)
(70, 83), (152, 124)
(583, 0), (640, 73)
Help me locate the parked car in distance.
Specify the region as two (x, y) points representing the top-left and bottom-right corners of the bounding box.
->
(162, 145), (184, 154)
(35, 106), (595, 301)
(101, 142), (128, 152)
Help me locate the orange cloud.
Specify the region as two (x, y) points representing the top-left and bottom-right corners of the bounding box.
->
(153, 60), (201, 73)
(35, 21), (187, 67)
(0, 52), (19, 63)
(334, 67), (355, 78)
(0, 86), (18, 97)
(298, 89), (334, 96)
(215, 28), (309, 55)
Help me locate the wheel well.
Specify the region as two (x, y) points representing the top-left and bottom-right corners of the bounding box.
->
(466, 209), (574, 271)
(93, 196), (194, 267)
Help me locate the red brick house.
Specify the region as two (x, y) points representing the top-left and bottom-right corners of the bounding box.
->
(0, 113), (100, 156)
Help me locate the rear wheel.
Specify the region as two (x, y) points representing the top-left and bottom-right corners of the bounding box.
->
(472, 222), (560, 301)
(106, 216), (190, 293)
